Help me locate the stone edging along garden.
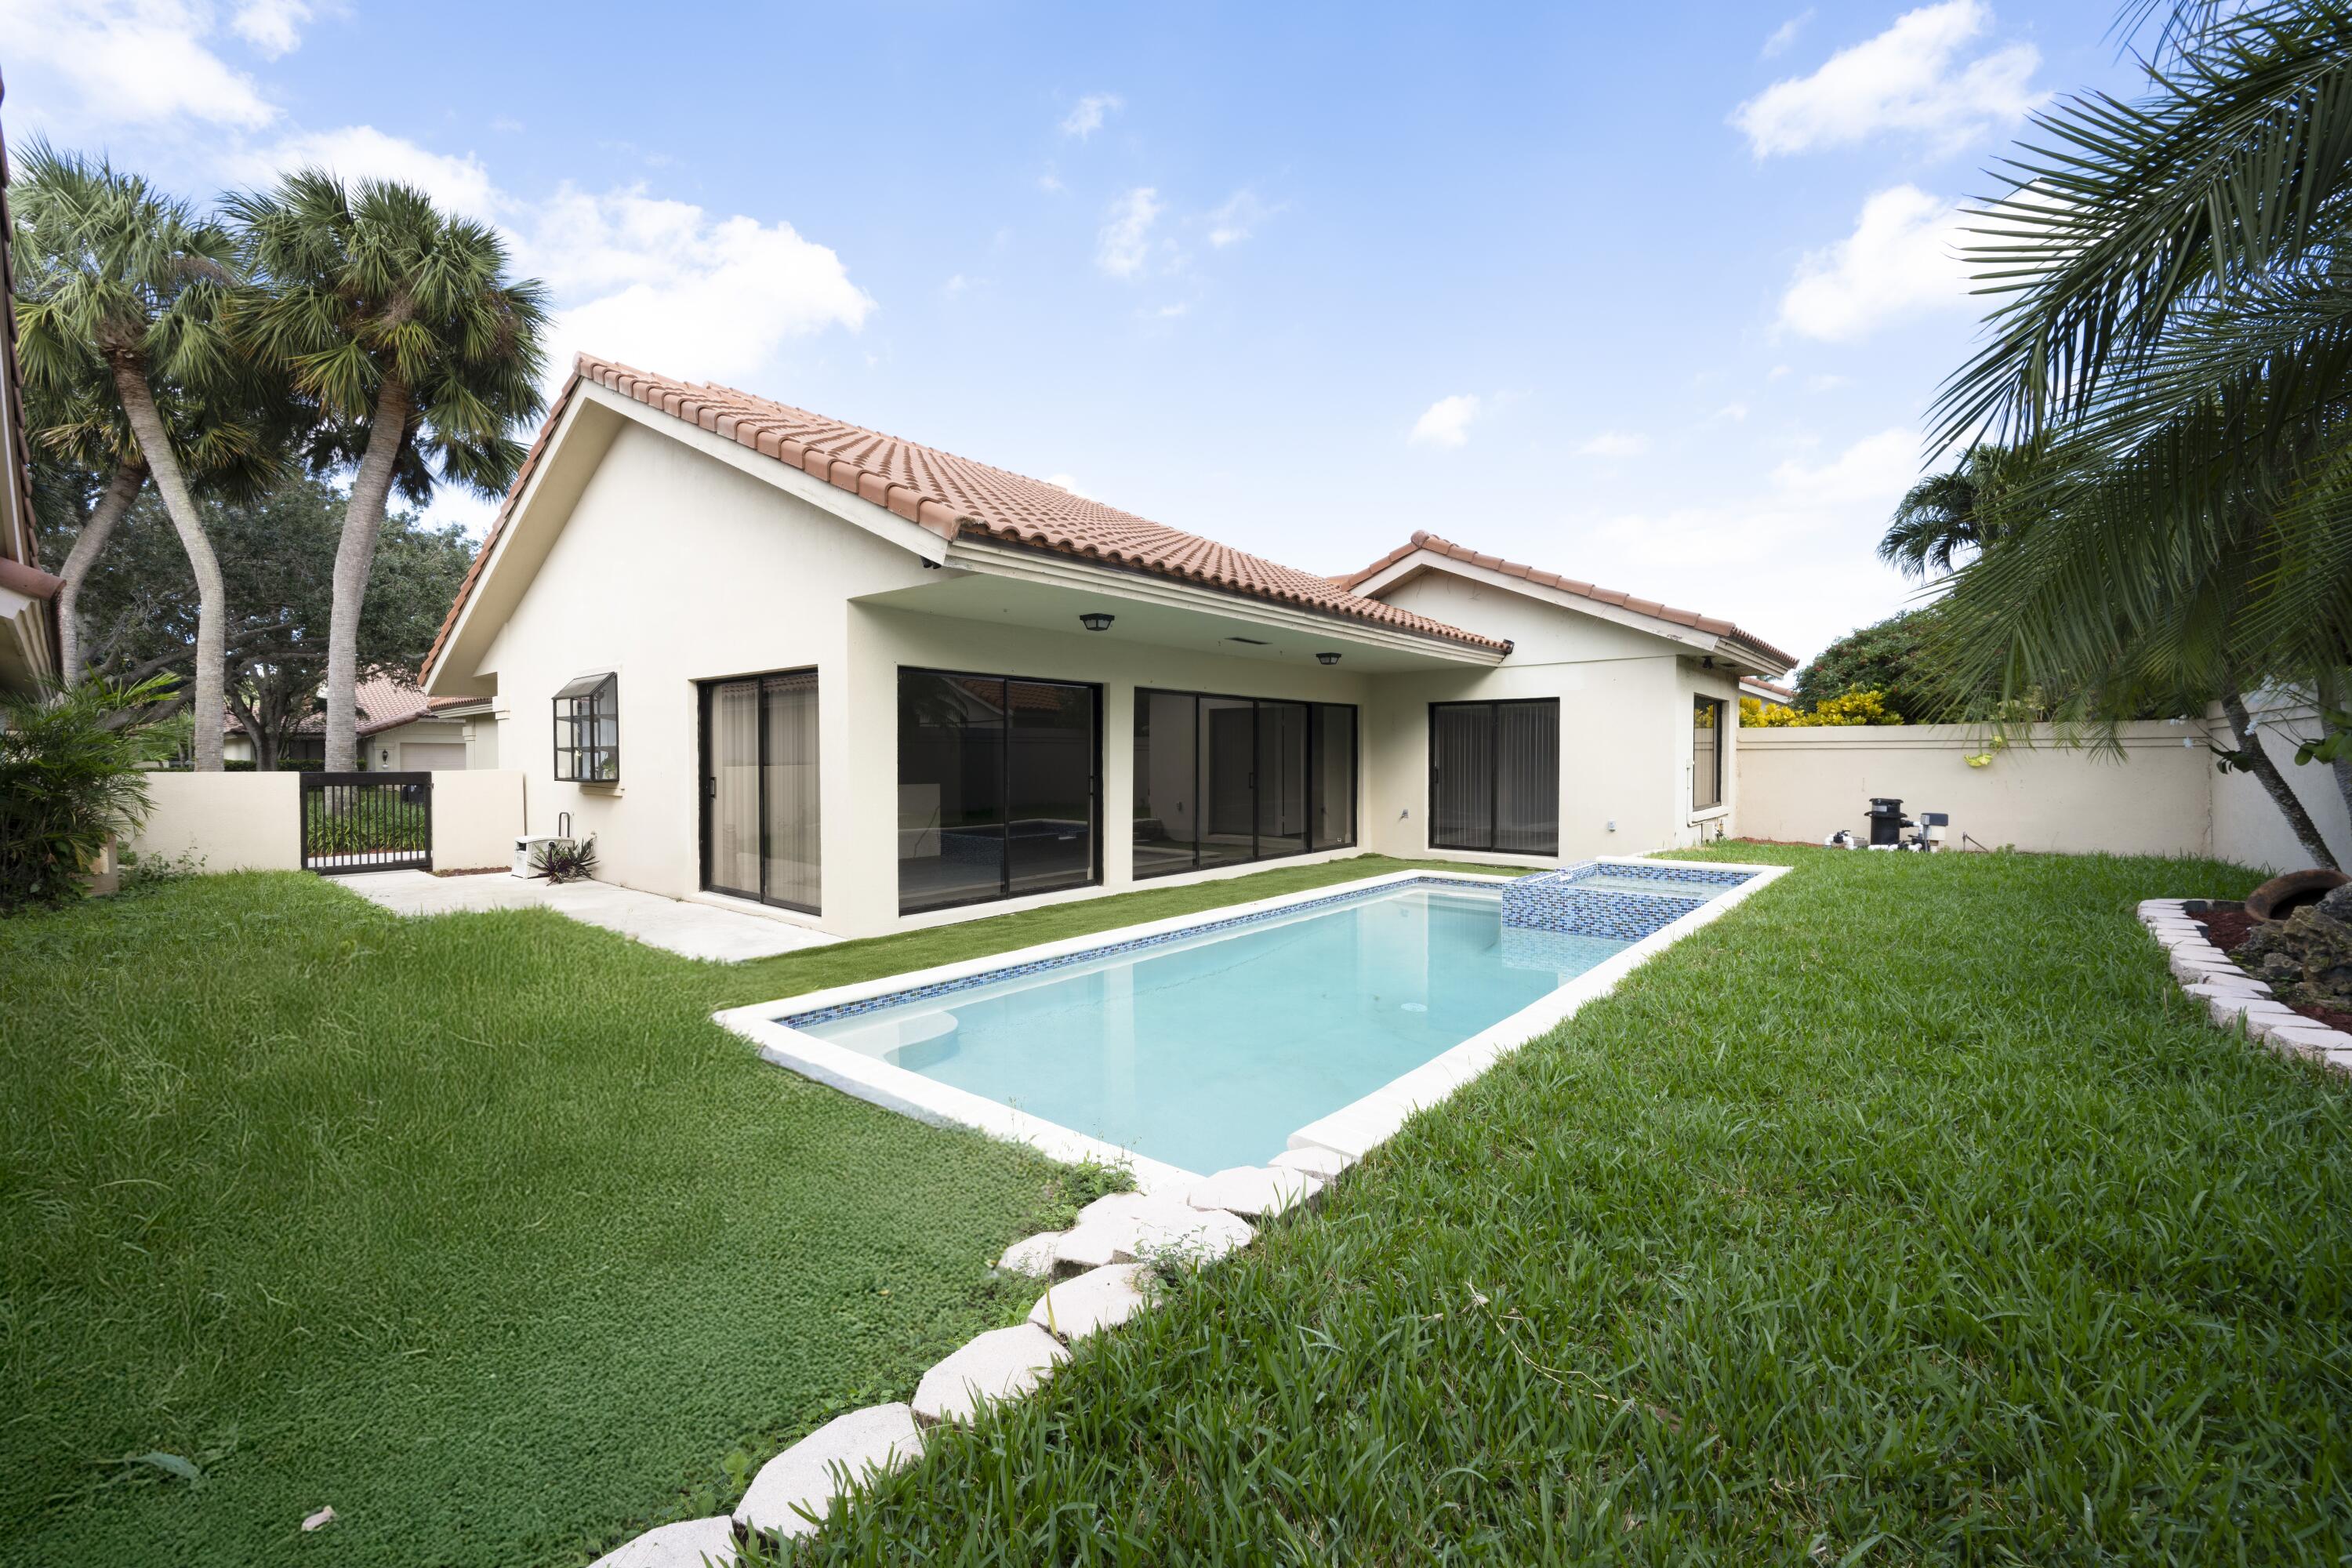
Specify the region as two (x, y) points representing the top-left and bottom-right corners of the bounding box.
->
(586, 1167), (1325, 1566)
(2139, 898), (2352, 1074)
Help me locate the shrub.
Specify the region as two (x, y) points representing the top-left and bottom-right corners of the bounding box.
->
(0, 677), (182, 913)
(1740, 689), (1904, 727)
(529, 835), (598, 884)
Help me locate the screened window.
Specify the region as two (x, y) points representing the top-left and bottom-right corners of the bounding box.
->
(899, 669), (1098, 915)
(1428, 699), (1558, 855)
(554, 673), (619, 782)
(1692, 695), (1724, 811)
(699, 670), (820, 913)
(1133, 691), (1358, 878)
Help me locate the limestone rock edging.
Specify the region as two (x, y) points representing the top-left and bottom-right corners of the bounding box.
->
(2138, 899), (2352, 1072)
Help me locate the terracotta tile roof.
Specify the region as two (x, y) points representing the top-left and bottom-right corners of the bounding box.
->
(1338, 530), (1795, 673)
(424, 356), (1507, 681)
(222, 675), (470, 736)
(1741, 676), (1798, 702)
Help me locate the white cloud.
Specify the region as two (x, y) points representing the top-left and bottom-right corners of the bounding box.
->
(1575, 430), (1649, 458)
(1096, 187), (1162, 278)
(1715, 402), (1751, 423)
(229, 125), (499, 219)
(1044, 474), (1097, 500)
(532, 186), (874, 384)
(1153, 302), (1189, 318)
(232, 0), (311, 56)
(1770, 426), (1922, 506)
(943, 273), (971, 295)
(1036, 171), (1066, 194)
(1762, 9), (1813, 57)
(1777, 184), (1973, 342)
(1061, 93), (1123, 140)
(4, 0), (277, 129)
(1207, 188), (1279, 247)
(1731, 0), (2042, 157)
(1410, 394), (1482, 449)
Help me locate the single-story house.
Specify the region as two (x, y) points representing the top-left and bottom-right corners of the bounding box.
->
(1740, 675), (1798, 708)
(222, 676), (496, 770)
(0, 93), (62, 702)
(422, 354), (1792, 941)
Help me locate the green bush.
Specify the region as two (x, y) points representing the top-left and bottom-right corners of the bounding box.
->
(0, 677), (181, 913)
(303, 798), (429, 855)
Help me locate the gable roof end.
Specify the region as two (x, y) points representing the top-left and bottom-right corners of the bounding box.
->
(1340, 529), (1795, 673)
(424, 355), (1508, 682)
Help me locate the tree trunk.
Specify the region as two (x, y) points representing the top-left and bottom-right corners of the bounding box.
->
(2314, 667), (2352, 829)
(55, 461), (146, 684)
(2222, 681), (2339, 870)
(325, 379), (412, 771)
(109, 360), (226, 771)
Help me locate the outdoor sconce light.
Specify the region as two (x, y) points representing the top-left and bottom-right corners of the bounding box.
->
(1079, 612), (1116, 632)
(1316, 651), (1341, 665)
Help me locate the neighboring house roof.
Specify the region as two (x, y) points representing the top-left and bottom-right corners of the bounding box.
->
(1338, 530), (1796, 673)
(424, 355), (1507, 681)
(224, 676), (473, 737)
(1741, 676), (1798, 704)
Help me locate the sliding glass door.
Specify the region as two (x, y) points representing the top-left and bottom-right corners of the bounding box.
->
(899, 669), (1099, 915)
(1428, 699), (1558, 855)
(699, 670), (821, 913)
(1133, 689), (1358, 878)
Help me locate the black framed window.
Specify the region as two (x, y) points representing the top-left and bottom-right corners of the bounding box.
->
(554, 673), (619, 782)
(1428, 699), (1558, 855)
(1692, 695), (1724, 811)
(699, 670), (821, 913)
(899, 669), (1099, 915)
(1134, 690), (1358, 879)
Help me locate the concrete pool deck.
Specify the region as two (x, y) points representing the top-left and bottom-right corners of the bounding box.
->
(335, 869), (840, 963)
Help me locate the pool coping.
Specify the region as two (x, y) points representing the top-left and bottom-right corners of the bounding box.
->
(713, 857), (1789, 1194)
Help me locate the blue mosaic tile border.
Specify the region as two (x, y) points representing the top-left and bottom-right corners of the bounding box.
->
(777, 874), (1506, 1029)
(1569, 861), (1755, 889)
(1501, 861), (1753, 943)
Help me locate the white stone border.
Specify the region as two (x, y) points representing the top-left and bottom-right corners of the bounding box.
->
(715, 858), (1789, 1193)
(2138, 898), (2352, 1072)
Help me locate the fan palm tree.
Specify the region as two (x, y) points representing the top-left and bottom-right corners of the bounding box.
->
(13, 147), (256, 768)
(1924, 0), (2352, 850)
(224, 174), (549, 771)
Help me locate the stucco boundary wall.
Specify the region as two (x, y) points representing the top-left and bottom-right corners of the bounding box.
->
(128, 769), (526, 875)
(1737, 699), (2352, 872)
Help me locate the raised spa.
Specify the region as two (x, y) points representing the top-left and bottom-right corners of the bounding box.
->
(735, 864), (1767, 1180)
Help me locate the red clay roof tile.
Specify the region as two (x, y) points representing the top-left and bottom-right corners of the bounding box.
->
(425, 355), (1507, 680)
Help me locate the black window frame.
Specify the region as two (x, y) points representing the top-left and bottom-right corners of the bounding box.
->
(553, 672), (619, 783)
(897, 666), (1104, 916)
(1426, 698), (1560, 856)
(1132, 688), (1360, 880)
(697, 669), (822, 916)
(1692, 695), (1725, 812)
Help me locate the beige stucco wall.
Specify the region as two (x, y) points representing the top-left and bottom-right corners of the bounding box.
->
(1369, 572), (1745, 863)
(431, 768), (528, 869)
(131, 771), (303, 871)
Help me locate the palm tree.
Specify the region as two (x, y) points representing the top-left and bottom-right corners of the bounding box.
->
(1878, 445), (2033, 582)
(1924, 0), (2352, 857)
(225, 174), (548, 771)
(13, 147), (254, 768)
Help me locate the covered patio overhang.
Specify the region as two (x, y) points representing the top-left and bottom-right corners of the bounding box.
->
(855, 538), (1509, 675)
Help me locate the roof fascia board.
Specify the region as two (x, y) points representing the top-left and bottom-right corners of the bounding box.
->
(942, 539), (1504, 665)
(578, 381), (951, 566)
(1352, 550), (1743, 661)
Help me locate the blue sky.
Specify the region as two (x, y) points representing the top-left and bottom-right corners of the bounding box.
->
(6, 1), (2143, 667)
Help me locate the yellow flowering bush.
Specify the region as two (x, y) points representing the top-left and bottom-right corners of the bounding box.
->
(1739, 689), (1904, 727)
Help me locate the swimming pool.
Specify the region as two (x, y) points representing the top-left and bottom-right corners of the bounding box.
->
(718, 862), (1780, 1187)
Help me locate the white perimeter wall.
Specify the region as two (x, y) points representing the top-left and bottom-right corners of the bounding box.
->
(127, 770), (526, 874)
(1737, 695), (2352, 872)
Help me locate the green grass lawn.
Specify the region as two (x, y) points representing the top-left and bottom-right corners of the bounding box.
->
(757, 845), (2352, 1565)
(0, 853), (1468, 1568)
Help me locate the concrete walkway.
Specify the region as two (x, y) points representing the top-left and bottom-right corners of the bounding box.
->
(336, 869), (839, 963)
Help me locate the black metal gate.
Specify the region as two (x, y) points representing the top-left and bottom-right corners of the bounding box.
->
(301, 771), (434, 874)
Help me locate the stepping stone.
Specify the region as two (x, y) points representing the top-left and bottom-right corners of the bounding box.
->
(1122, 1205), (1254, 1267)
(1053, 1192), (1223, 1273)
(1185, 1165), (1323, 1218)
(590, 1516), (738, 1568)
(911, 1325), (1068, 1425)
(1028, 1264), (1154, 1341)
(1271, 1145), (1352, 1180)
(734, 1403), (921, 1538)
(1050, 1219), (1137, 1272)
(996, 1232), (1063, 1277)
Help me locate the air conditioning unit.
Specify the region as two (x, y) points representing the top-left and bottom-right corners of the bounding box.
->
(514, 835), (557, 877)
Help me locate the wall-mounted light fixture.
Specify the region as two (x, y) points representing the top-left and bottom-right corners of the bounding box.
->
(1079, 612), (1116, 632)
(1316, 651), (1341, 666)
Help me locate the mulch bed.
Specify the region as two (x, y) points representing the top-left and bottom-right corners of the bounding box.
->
(431, 866), (509, 878)
(2190, 910), (2352, 1033)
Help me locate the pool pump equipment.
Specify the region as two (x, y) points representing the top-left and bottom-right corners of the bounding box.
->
(1824, 800), (1950, 852)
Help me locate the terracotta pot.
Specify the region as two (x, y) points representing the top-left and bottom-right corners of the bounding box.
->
(2243, 867), (2350, 921)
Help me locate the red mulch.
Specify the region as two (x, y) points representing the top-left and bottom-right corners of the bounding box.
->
(2190, 911), (2352, 1032)
(431, 866), (509, 878)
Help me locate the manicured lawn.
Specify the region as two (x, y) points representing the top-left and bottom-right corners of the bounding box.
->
(0, 853), (1468, 1567)
(769, 847), (2352, 1563)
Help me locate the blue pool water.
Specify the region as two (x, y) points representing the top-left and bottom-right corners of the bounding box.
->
(788, 883), (1629, 1174)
